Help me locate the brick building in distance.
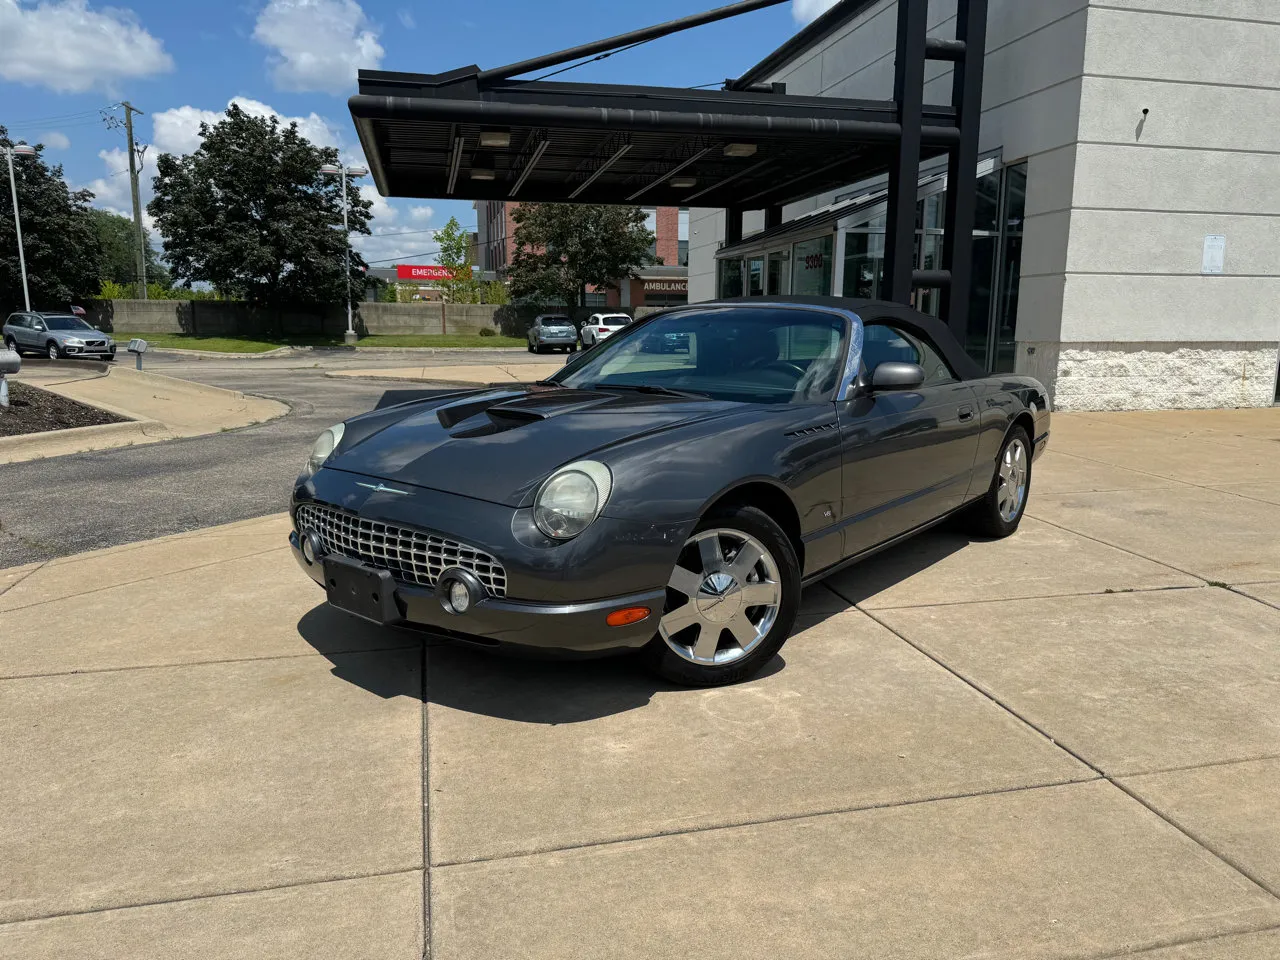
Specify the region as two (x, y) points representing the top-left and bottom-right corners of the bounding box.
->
(475, 201), (689, 309)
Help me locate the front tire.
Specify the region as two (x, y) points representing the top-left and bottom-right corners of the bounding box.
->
(644, 505), (800, 687)
(967, 426), (1032, 538)
(47, 341), (63, 360)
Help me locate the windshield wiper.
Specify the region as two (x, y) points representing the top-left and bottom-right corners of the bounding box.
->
(589, 383), (709, 399)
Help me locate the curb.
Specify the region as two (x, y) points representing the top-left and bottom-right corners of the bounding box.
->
(142, 345), (528, 359)
(0, 417), (169, 465)
(145, 346), (298, 359)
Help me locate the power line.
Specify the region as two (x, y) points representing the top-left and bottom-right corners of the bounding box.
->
(4, 105), (117, 127)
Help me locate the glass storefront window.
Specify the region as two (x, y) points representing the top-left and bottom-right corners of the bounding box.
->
(747, 256), (765, 296)
(791, 235), (833, 296)
(717, 258), (743, 298)
(994, 163), (1027, 374)
(965, 167), (1002, 366)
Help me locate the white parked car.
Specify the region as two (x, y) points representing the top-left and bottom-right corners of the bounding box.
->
(579, 313), (633, 347)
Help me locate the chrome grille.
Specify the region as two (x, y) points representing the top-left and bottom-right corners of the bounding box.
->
(295, 503), (507, 597)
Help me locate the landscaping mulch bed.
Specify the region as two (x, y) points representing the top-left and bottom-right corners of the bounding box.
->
(0, 381), (127, 438)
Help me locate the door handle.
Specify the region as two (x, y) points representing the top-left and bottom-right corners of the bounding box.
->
(958, 406), (975, 422)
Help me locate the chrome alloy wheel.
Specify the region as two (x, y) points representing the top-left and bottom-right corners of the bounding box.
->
(660, 528), (782, 666)
(997, 437), (1029, 522)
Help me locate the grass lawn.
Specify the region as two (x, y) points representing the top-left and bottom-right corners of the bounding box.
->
(110, 332), (527, 352)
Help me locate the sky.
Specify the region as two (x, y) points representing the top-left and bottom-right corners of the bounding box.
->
(0, 0), (841, 267)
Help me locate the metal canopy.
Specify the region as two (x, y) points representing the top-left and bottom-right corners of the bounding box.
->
(349, 0), (989, 348)
(350, 74), (958, 209)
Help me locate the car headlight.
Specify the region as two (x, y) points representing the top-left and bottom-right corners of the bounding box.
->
(534, 460), (612, 540)
(63, 337), (85, 345)
(303, 423), (345, 477)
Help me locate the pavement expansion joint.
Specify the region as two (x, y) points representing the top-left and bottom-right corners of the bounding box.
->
(0, 867), (423, 928)
(426, 777), (1101, 870)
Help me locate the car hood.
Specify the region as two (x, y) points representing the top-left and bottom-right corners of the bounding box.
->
(326, 386), (741, 506)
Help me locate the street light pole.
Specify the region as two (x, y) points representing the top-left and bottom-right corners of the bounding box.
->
(4, 144), (37, 312)
(320, 163), (368, 345)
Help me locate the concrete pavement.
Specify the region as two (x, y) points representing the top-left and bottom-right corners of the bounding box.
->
(326, 361), (566, 385)
(3, 407), (1280, 958)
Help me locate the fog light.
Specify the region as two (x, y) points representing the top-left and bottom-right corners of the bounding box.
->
(606, 606), (651, 627)
(300, 530), (323, 565)
(448, 580), (471, 613)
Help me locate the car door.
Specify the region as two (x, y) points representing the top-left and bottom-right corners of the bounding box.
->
(26, 317), (45, 349)
(837, 319), (981, 557)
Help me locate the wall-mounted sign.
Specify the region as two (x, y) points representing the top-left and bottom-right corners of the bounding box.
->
(396, 264), (458, 281)
(643, 279), (688, 293)
(1201, 235), (1226, 275)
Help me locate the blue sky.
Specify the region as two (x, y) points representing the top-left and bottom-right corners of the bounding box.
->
(0, 0), (837, 265)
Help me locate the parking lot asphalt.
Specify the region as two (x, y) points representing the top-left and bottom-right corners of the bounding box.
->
(0, 351), (554, 567)
(2, 406), (1280, 958)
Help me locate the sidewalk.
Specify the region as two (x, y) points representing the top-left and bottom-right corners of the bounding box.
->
(2, 409), (1280, 958)
(326, 361), (566, 384)
(2, 361), (288, 463)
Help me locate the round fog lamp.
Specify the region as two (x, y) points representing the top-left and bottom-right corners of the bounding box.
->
(301, 530), (321, 565)
(448, 580), (471, 614)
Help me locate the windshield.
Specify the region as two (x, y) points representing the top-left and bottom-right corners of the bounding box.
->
(43, 316), (93, 331)
(554, 307), (848, 405)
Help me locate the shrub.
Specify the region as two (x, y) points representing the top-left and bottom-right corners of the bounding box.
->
(478, 327), (496, 337)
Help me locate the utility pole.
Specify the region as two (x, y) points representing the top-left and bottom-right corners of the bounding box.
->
(121, 102), (148, 300)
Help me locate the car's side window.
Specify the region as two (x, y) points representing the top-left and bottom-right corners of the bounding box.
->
(862, 322), (957, 387)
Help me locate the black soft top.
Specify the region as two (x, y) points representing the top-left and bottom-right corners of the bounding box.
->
(707, 295), (985, 382)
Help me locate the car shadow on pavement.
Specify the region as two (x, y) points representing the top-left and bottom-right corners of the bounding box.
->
(295, 603), (824, 724)
(822, 522), (990, 606)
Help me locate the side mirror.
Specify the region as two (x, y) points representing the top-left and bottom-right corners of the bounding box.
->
(870, 361), (926, 391)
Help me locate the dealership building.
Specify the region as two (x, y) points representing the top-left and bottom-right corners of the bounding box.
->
(689, 0), (1280, 409)
(351, 0), (1278, 410)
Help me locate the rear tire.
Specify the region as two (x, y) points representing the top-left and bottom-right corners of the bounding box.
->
(967, 426), (1032, 538)
(526, 341), (534, 353)
(3, 335), (20, 356)
(643, 504), (800, 687)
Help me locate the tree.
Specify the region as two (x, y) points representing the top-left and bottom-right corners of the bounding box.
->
(148, 103), (372, 307)
(508, 203), (658, 308)
(0, 127), (102, 310)
(85, 208), (170, 291)
(434, 216), (481, 303)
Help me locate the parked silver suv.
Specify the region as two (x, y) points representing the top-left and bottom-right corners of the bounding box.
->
(526, 314), (579, 354)
(2, 312), (117, 360)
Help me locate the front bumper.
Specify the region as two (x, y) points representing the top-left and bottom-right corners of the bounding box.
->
(62, 343), (116, 357)
(290, 529), (664, 657)
(290, 469), (693, 656)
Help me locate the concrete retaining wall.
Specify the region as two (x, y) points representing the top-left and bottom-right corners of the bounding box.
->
(87, 300), (503, 338)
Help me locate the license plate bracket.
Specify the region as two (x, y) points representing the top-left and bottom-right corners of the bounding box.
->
(323, 556), (402, 625)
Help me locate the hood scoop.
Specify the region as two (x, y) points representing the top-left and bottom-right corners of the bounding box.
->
(446, 390), (622, 438)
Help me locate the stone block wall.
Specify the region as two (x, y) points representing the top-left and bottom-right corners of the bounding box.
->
(1021, 341), (1280, 411)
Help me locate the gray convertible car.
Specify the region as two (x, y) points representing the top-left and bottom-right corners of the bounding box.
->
(291, 297), (1050, 686)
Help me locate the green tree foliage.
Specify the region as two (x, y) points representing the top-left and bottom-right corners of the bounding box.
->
(433, 216), (481, 303)
(0, 127), (102, 310)
(85, 208), (170, 292)
(148, 104), (372, 307)
(482, 280), (510, 305)
(508, 203), (658, 308)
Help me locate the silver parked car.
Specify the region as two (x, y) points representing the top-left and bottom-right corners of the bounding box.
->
(527, 314), (579, 354)
(3, 312), (117, 360)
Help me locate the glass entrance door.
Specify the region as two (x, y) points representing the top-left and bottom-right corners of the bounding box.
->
(746, 256), (765, 297)
(767, 251), (788, 295)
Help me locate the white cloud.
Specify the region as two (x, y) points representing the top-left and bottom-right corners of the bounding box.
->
(409, 204), (434, 222)
(359, 184), (396, 223)
(41, 130), (70, 150)
(253, 0), (384, 95)
(793, 0), (840, 24)
(397, 7), (414, 28)
(150, 97), (344, 157)
(0, 0), (173, 93)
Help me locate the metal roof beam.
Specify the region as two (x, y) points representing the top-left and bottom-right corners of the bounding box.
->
(476, 0), (788, 83)
(626, 146), (714, 202)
